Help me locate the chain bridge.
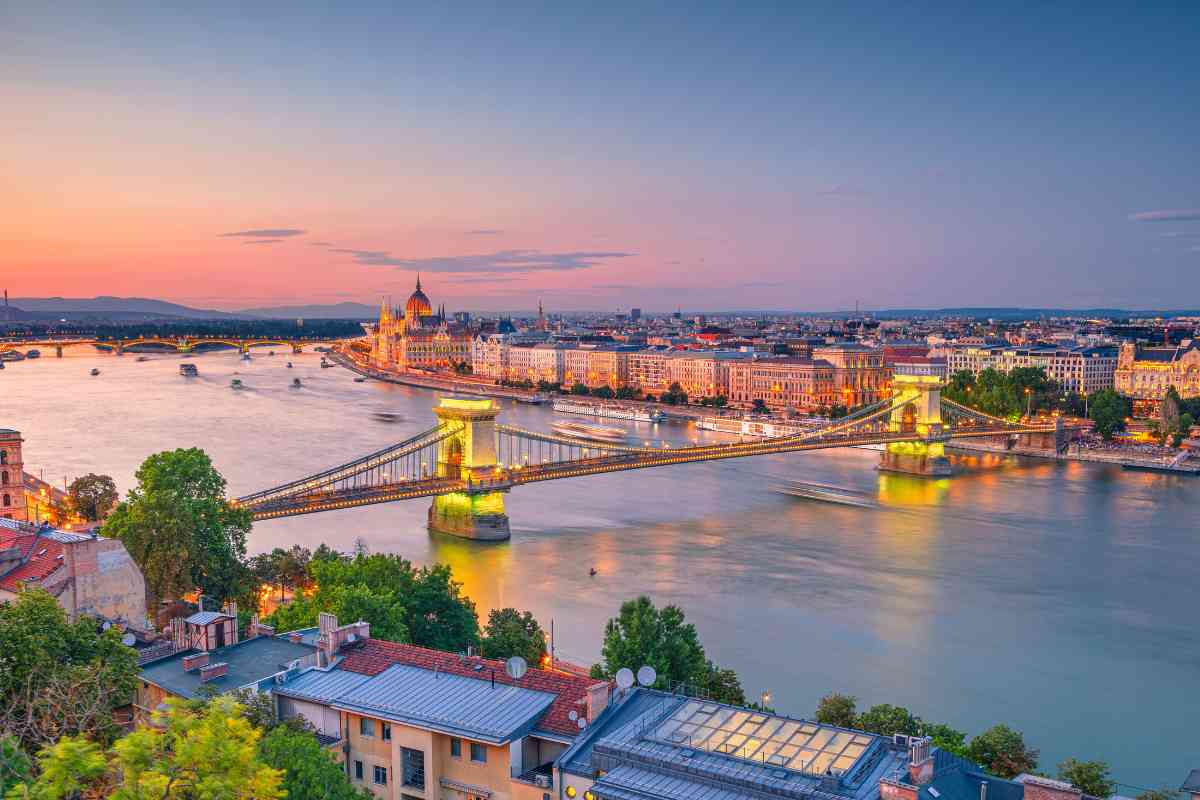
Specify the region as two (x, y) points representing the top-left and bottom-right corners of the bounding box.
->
(236, 372), (1068, 540)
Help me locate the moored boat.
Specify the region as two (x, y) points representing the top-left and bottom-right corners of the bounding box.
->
(552, 399), (662, 422)
(180, 363), (198, 376)
(292, 378), (302, 388)
(231, 378), (244, 389)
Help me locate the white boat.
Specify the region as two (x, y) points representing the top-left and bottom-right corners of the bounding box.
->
(695, 416), (814, 438)
(180, 363), (198, 376)
(550, 421), (628, 443)
(552, 400), (663, 423)
(772, 481), (877, 509)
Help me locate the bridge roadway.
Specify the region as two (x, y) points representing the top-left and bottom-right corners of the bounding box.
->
(243, 421), (1055, 520)
(0, 336), (350, 355)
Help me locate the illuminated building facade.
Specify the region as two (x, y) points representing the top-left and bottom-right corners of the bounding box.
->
(0, 429), (28, 521)
(372, 276), (472, 371)
(726, 358), (836, 412)
(948, 344), (1117, 395)
(1115, 341), (1200, 416)
(812, 343), (889, 407)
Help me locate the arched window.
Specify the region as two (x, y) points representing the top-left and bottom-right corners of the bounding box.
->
(0, 450), (7, 465)
(2, 494), (9, 508)
(0, 471), (7, 485)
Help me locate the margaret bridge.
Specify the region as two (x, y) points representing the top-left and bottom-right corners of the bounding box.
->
(236, 371), (1071, 540)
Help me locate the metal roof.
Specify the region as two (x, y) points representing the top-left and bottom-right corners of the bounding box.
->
(1180, 769), (1200, 793)
(275, 667), (372, 704)
(590, 764), (761, 800)
(331, 663), (556, 744)
(185, 610), (233, 625)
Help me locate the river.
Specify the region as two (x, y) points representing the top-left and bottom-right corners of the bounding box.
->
(4, 349), (1196, 786)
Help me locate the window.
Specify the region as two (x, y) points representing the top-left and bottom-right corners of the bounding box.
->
(353, 760), (363, 780)
(359, 718), (373, 737)
(470, 742), (487, 763)
(382, 722), (391, 741)
(1, 470), (7, 485)
(0, 450), (7, 465)
(373, 765), (388, 786)
(450, 737), (462, 758)
(401, 748), (424, 789)
(2, 494), (8, 508)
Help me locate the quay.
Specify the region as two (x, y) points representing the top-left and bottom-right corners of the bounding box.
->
(947, 439), (1200, 474)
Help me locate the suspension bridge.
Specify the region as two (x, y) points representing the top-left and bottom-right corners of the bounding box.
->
(0, 336), (348, 357)
(236, 371), (1070, 540)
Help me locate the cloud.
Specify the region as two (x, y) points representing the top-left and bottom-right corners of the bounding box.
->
(1128, 209), (1200, 223)
(817, 184), (870, 197)
(592, 283), (634, 290)
(243, 239), (284, 245)
(332, 248), (634, 273)
(220, 228), (306, 238)
(310, 241), (333, 246)
(462, 229), (503, 236)
(444, 276), (520, 284)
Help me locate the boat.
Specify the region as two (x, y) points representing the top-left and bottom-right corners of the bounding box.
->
(354, 377), (366, 383)
(287, 362), (293, 368)
(696, 416), (812, 438)
(268, 351), (275, 356)
(320, 359), (333, 368)
(136, 356), (149, 362)
(291, 378), (302, 388)
(372, 411), (405, 423)
(552, 400), (663, 423)
(231, 378), (244, 389)
(25, 349), (40, 359)
(180, 363), (198, 376)
(0, 362), (5, 370)
(550, 421), (628, 443)
(90, 368), (100, 376)
(241, 353), (252, 361)
(1, 351), (25, 362)
(772, 481), (878, 509)
(515, 395), (545, 405)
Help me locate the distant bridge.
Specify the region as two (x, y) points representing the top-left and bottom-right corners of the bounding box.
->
(0, 336), (352, 356)
(236, 376), (1069, 540)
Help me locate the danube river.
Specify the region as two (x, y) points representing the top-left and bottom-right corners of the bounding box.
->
(6, 350), (1196, 785)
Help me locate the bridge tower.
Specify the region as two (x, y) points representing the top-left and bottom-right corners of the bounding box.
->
(879, 364), (952, 477)
(427, 397), (511, 541)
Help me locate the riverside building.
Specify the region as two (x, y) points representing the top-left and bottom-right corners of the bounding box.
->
(1114, 340), (1200, 416)
(372, 276), (473, 371)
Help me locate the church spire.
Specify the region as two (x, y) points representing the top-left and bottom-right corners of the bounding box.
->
(415, 273), (422, 292)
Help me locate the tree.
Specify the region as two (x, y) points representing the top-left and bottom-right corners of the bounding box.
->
(1088, 390), (1131, 441)
(814, 693), (857, 728)
(1135, 790), (1179, 800)
(591, 596), (708, 693)
(102, 448), (252, 610)
(12, 697), (284, 800)
(66, 474), (117, 522)
(0, 588), (139, 753)
(855, 704), (921, 737)
(751, 399), (769, 413)
(481, 608), (547, 664)
(259, 725), (372, 800)
(1057, 759), (1114, 798)
(966, 724), (1039, 779)
(570, 382), (590, 395)
(919, 722), (968, 758)
(614, 387), (642, 400)
(0, 736), (31, 797)
(700, 662), (745, 706)
(661, 383), (688, 406)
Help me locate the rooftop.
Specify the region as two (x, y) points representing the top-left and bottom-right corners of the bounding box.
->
(339, 638), (604, 738)
(140, 634), (317, 699)
(1180, 769), (1200, 793)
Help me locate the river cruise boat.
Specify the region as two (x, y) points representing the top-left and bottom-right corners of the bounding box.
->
(25, 349), (40, 359)
(550, 420), (628, 443)
(695, 415), (815, 437)
(552, 400), (663, 423)
(1, 351), (25, 362)
(772, 480), (877, 509)
(179, 363), (198, 376)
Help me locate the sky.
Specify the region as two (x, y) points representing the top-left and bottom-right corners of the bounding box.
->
(2, 2), (1198, 312)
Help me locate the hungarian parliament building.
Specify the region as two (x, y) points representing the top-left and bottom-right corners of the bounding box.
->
(369, 276), (472, 371)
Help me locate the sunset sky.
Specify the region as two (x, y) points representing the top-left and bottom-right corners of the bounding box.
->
(3, 3), (1198, 312)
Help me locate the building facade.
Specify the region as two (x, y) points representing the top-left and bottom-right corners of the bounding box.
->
(947, 345), (1118, 395)
(372, 277), (473, 371)
(1115, 341), (1200, 415)
(0, 429), (27, 521)
(726, 358), (837, 412)
(812, 344), (889, 407)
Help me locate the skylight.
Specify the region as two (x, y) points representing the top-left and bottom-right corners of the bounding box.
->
(651, 701), (876, 776)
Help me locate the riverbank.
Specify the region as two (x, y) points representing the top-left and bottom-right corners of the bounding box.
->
(948, 439), (1200, 474)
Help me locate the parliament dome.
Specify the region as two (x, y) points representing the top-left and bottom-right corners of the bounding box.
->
(405, 275), (433, 318)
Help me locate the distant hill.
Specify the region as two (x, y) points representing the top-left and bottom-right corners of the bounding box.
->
(237, 302), (378, 319)
(8, 296), (247, 320)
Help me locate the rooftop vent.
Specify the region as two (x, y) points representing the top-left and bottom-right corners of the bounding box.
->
(182, 652), (210, 672)
(199, 662), (228, 683)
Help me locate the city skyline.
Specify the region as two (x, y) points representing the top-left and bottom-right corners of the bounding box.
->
(3, 3), (1198, 311)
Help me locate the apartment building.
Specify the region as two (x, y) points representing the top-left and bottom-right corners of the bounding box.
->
(812, 343), (889, 406)
(946, 345), (1118, 395)
(726, 358), (837, 412)
(1115, 340), (1200, 415)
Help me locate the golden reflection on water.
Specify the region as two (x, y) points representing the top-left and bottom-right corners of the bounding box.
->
(876, 474), (951, 507)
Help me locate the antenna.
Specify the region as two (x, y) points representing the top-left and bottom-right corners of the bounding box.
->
(636, 665), (657, 687)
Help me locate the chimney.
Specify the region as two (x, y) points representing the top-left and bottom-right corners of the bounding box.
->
(1016, 774), (1083, 800)
(182, 652), (210, 672)
(880, 777), (919, 800)
(199, 661), (228, 683)
(908, 737), (934, 786)
(585, 682), (610, 721)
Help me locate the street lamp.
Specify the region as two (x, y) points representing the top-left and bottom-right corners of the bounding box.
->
(760, 690), (771, 708)
(1024, 387), (1032, 418)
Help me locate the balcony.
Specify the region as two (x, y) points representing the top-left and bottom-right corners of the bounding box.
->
(511, 762), (554, 790)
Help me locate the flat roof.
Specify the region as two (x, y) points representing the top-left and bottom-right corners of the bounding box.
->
(331, 663), (557, 744)
(140, 635), (317, 699)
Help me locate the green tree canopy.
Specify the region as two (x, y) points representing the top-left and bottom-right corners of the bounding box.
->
(102, 448), (252, 609)
(854, 704), (922, 737)
(480, 608), (547, 664)
(1088, 389), (1131, 440)
(966, 724), (1039, 779)
(258, 724), (372, 800)
(264, 551), (478, 651)
(1057, 759), (1115, 798)
(10, 697), (284, 800)
(66, 474), (118, 522)
(814, 693), (858, 728)
(0, 589), (139, 753)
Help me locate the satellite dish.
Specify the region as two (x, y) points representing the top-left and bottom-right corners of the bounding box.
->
(577, 718), (587, 730)
(568, 710), (578, 722)
(121, 633), (136, 647)
(615, 668), (635, 690)
(505, 656), (528, 680)
(636, 665), (657, 687)
(102, 621), (112, 630)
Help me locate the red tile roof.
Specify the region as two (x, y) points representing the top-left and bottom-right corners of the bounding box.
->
(0, 529), (66, 593)
(340, 639), (606, 737)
